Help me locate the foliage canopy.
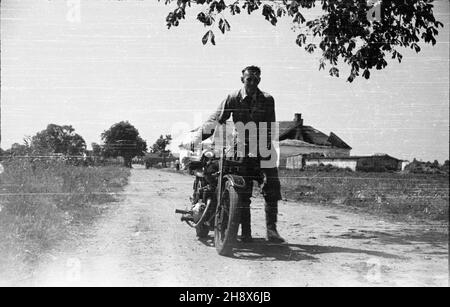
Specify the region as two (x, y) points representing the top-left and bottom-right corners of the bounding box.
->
(162, 0), (443, 81)
(31, 124), (86, 156)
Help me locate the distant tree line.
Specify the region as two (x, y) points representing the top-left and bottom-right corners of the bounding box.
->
(0, 121), (177, 169)
(405, 159), (449, 175)
(1, 124), (87, 159)
(0, 121), (152, 168)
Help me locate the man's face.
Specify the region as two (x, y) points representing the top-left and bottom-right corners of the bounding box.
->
(241, 70), (260, 94)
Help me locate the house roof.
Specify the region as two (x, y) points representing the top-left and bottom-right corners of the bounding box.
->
(302, 126), (332, 146)
(278, 121), (299, 138)
(182, 117), (351, 150)
(279, 139), (331, 148)
(278, 120), (350, 149)
(328, 132), (352, 150)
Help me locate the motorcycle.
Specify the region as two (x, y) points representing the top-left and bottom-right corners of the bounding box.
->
(175, 129), (248, 256)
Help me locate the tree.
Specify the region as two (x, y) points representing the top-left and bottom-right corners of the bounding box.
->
(151, 134), (172, 167)
(88, 142), (104, 164)
(432, 159), (439, 168)
(91, 142), (103, 157)
(9, 143), (30, 156)
(30, 124), (86, 156)
(161, 0), (443, 82)
(101, 121), (148, 167)
(443, 160), (449, 174)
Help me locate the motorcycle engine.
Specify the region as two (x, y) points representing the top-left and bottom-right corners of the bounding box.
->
(192, 201), (205, 223)
(204, 160), (219, 184)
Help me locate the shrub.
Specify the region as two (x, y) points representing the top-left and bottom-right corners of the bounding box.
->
(405, 159), (449, 175)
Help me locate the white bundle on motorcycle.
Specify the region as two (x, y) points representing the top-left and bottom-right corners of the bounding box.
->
(177, 126), (203, 152)
(177, 121), (237, 168)
(179, 123), (236, 151)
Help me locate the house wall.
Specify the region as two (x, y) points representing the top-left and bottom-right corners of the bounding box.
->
(286, 155), (303, 169)
(305, 158), (358, 171)
(400, 161), (409, 171)
(280, 145), (350, 158)
(356, 157), (401, 171)
(279, 145), (350, 169)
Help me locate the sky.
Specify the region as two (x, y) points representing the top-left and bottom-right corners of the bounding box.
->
(1, 0), (449, 162)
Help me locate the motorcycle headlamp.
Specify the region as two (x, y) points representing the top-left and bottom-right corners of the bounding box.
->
(202, 150), (215, 159)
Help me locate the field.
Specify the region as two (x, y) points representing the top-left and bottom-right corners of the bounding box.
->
(279, 169), (449, 221)
(0, 158), (130, 282)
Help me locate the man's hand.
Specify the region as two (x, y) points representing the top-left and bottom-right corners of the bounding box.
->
(258, 171), (267, 188)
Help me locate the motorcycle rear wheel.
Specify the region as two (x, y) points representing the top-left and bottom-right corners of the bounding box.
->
(214, 180), (241, 256)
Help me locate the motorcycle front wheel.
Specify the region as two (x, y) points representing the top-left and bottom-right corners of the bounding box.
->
(214, 180), (241, 256)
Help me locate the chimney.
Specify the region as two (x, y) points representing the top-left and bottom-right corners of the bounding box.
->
(294, 113), (303, 140)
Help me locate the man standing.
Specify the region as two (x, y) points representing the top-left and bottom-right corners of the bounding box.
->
(202, 66), (285, 243)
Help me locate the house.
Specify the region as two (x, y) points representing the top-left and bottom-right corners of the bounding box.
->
(177, 113), (352, 169)
(355, 154), (406, 172)
(287, 153), (406, 172)
(278, 113), (352, 168)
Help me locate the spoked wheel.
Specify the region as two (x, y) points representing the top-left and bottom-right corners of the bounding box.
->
(192, 177), (210, 239)
(214, 180), (241, 256)
(193, 177), (210, 238)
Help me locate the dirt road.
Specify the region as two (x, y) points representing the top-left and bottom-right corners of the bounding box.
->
(29, 166), (448, 286)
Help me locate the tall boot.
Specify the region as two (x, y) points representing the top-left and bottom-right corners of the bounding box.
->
(240, 201), (253, 243)
(265, 202), (285, 243)
(239, 178), (253, 242)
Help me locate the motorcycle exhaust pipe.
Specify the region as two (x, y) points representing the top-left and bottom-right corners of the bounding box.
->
(175, 209), (193, 215)
(175, 209), (195, 226)
(175, 209), (195, 227)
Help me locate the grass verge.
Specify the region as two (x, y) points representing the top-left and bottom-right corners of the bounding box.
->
(279, 169), (449, 221)
(0, 158), (130, 283)
(149, 166), (448, 221)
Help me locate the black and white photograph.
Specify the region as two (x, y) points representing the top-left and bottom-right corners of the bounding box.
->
(0, 0), (448, 289)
